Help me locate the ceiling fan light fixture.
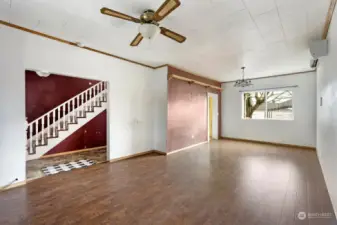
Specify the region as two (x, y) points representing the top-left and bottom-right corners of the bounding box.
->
(139, 23), (160, 40)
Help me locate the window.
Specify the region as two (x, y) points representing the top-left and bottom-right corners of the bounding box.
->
(242, 89), (293, 120)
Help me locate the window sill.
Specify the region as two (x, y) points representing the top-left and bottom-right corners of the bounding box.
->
(242, 118), (294, 121)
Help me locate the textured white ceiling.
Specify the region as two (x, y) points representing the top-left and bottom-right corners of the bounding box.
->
(0, 0), (330, 81)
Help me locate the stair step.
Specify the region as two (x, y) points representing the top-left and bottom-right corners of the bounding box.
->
(57, 129), (68, 132)
(35, 143), (48, 147)
(47, 135), (59, 139)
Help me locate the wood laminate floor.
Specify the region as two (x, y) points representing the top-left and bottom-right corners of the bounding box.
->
(0, 140), (336, 225)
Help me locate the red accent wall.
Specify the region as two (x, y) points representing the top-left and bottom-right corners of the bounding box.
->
(44, 110), (107, 155)
(167, 66), (221, 152)
(167, 79), (208, 151)
(25, 70), (100, 123)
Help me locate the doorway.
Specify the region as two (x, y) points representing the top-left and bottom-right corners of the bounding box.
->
(25, 70), (109, 180)
(208, 93), (219, 141)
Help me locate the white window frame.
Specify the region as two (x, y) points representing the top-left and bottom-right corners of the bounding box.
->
(241, 89), (294, 121)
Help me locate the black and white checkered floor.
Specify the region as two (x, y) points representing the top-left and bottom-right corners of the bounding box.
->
(41, 159), (96, 176)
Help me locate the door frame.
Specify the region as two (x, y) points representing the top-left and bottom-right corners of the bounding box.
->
(207, 92), (219, 141)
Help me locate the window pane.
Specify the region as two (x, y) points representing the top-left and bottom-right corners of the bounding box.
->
(266, 90), (293, 120)
(243, 92), (266, 119)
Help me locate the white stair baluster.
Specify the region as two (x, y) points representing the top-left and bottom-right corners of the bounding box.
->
(41, 116), (45, 145)
(94, 86), (96, 105)
(34, 121), (38, 146)
(50, 111), (53, 137)
(74, 97), (77, 120)
(47, 112), (50, 138)
(91, 88), (93, 107)
(99, 82), (102, 101)
(58, 106), (61, 130)
(82, 93), (85, 117)
(69, 101), (71, 119)
(30, 124), (33, 154)
(101, 82), (104, 101)
(64, 103), (67, 129)
(87, 90), (90, 111)
(72, 99), (75, 122)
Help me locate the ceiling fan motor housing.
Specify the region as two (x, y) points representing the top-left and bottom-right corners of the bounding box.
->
(140, 10), (156, 24)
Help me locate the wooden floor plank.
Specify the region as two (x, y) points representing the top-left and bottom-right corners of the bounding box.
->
(0, 140), (336, 225)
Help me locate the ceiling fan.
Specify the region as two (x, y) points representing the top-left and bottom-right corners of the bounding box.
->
(100, 0), (186, 47)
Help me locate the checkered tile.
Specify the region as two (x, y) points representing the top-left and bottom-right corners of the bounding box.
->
(41, 159), (96, 176)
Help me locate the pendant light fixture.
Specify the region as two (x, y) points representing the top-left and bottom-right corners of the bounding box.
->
(234, 66), (253, 88)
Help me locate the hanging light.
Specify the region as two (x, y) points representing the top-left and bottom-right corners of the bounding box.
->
(139, 23), (160, 40)
(234, 66), (253, 88)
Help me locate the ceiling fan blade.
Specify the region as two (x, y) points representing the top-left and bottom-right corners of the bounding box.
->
(154, 0), (181, 22)
(100, 7), (140, 23)
(160, 27), (186, 43)
(130, 33), (143, 47)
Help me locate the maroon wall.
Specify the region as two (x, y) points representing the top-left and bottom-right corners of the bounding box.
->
(25, 70), (100, 123)
(167, 79), (208, 151)
(167, 66), (221, 152)
(44, 110), (107, 155)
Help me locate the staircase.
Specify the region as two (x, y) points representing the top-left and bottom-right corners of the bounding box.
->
(26, 81), (108, 161)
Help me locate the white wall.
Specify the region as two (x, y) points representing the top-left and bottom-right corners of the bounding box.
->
(222, 71), (317, 147)
(0, 27), (26, 187)
(151, 67), (168, 152)
(0, 26), (167, 187)
(316, 7), (337, 214)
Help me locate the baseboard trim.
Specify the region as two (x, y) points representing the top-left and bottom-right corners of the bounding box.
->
(167, 141), (208, 155)
(221, 137), (316, 150)
(109, 150), (153, 163)
(152, 150), (167, 155)
(41, 146), (107, 159)
(0, 180), (26, 192)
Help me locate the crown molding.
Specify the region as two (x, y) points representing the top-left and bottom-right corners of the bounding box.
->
(0, 20), (156, 69)
(323, 0), (337, 39)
